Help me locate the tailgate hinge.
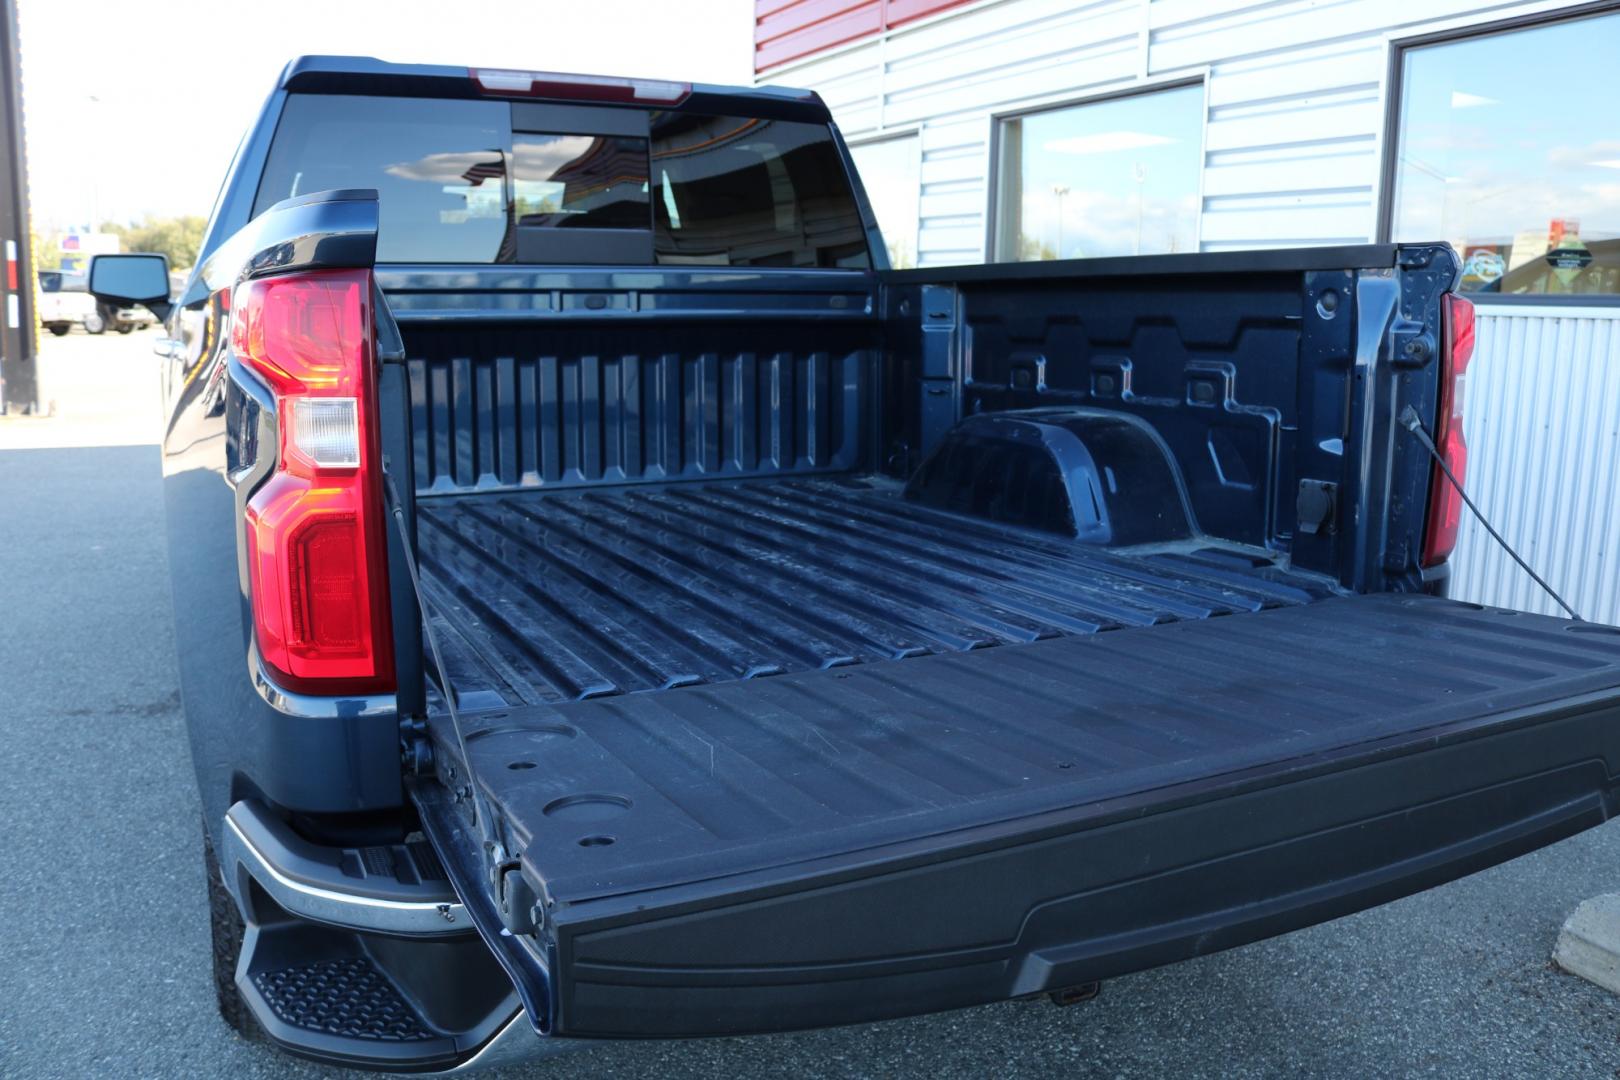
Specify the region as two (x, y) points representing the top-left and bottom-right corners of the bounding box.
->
(399, 714), (434, 776)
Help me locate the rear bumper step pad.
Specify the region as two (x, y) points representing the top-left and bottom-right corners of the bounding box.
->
(249, 954), (438, 1044)
(235, 925), (476, 1072)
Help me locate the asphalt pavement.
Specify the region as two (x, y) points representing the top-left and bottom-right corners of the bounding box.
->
(4, 330), (1620, 1078)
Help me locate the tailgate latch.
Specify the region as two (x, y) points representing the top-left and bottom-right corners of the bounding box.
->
(497, 864), (541, 935)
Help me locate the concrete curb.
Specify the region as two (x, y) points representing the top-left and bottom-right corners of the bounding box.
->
(1553, 894), (1620, 994)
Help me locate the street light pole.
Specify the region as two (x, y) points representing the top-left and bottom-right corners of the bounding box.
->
(86, 94), (102, 232)
(0, 0), (36, 414)
(1133, 162), (1146, 257)
(1052, 184), (1069, 259)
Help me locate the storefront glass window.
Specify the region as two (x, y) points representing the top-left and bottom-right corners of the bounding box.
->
(994, 84), (1202, 262)
(1390, 11), (1620, 297)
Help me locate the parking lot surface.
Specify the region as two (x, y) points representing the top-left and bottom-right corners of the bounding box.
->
(4, 331), (1620, 1078)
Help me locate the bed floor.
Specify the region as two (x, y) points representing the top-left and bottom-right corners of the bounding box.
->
(415, 475), (1335, 707)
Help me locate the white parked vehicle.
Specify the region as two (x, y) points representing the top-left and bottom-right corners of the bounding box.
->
(111, 305), (154, 333)
(36, 269), (151, 334)
(37, 270), (103, 335)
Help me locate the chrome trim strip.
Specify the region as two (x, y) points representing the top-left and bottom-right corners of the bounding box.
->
(438, 1011), (586, 1074)
(249, 646), (397, 719)
(223, 813), (471, 936)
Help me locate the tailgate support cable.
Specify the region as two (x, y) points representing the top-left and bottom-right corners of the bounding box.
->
(382, 471), (506, 882)
(1399, 405), (1582, 621)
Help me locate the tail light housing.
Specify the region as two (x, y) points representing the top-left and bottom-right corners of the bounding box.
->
(1420, 293), (1476, 567)
(234, 269), (394, 693)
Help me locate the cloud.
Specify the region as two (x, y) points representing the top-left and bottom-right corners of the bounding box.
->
(1548, 140), (1620, 170)
(1017, 185), (1196, 257)
(384, 138), (602, 187)
(385, 151), (507, 185)
(1042, 131), (1175, 155)
(1449, 91), (1500, 109)
(1577, 182), (1620, 204)
(512, 136), (600, 178)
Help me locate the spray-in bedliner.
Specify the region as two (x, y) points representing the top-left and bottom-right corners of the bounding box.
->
(414, 474), (1338, 707)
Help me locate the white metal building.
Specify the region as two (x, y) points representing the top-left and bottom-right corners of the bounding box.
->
(755, 0), (1620, 622)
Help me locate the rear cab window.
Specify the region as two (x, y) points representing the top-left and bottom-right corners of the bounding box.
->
(252, 93), (870, 268)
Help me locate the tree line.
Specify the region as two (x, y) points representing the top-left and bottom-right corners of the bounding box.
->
(35, 215), (207, 273)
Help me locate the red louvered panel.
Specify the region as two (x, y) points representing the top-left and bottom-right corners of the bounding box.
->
(883, 0), (973, 29)
(754, 0), (978, 71)
(755, 0), (883, 71)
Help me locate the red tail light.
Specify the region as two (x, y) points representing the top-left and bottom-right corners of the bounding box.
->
(234, 269), (394, 693)
(1420, 293), (1475, 567)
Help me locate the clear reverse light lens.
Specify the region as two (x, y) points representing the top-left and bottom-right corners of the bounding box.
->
(292, 397), (360, 468)
(472, 69), (534, 92)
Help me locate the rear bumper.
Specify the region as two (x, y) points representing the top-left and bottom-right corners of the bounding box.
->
(221, 800), (468, 937)
(219, 801), (538, 1072)
(435, 690), (1620, 1038)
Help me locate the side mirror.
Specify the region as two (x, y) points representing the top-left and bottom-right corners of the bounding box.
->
(88, 253), (173, 322)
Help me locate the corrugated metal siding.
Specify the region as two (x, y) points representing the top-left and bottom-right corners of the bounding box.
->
(757, 0), (883, 72)
(765, 0), (1597, 263)
(754, 0), (973, 71)
(1448, 308), (1620, 626)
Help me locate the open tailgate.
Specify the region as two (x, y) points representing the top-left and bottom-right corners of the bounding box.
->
(411, 594), (1620, 1037)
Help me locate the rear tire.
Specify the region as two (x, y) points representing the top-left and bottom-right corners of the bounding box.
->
(115, 323), (134, 334)
(83, 312), (106, 335)
(203, 825), (263, 1040)
(47, 324), (69, 336)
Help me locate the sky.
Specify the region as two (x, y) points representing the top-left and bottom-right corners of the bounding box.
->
(1390, 14), (1620, 252)
(17, 0), (755, 232)
(1008, 83), (1203, 259)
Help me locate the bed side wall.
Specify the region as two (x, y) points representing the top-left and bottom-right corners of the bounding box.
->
(380, 268), (886, 500)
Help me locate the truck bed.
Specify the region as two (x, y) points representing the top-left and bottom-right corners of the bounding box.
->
(411, 474), (1620, 939)
(414, 475), (1337, 707)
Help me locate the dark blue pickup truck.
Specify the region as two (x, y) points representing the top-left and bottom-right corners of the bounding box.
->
(87, 55), (1620, 1072)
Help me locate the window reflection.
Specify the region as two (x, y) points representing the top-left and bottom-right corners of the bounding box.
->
(254, 95), (511, 264)
(849, 136), (919, 269)
(995, 84), (1202, 262)
(651, 114), (870, 268)
(512, 135), (650, 229)
(1391, 11), (1620, 296)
